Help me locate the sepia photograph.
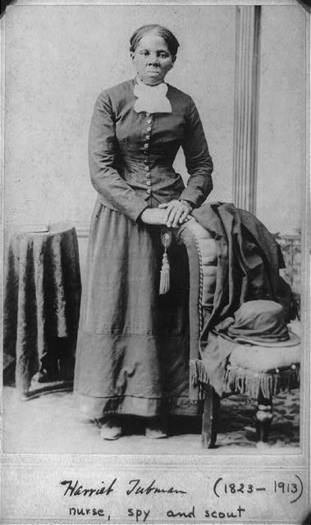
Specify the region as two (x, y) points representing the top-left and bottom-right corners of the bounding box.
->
(1, 0), (310, 523)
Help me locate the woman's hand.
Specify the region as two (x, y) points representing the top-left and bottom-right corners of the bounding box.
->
(140, 207), (168, 225)
(158, 200), (192, 228)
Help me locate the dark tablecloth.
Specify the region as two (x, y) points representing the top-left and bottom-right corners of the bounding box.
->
(4, 224), (81, 395)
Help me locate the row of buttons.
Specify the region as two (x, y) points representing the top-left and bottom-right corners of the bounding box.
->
(144, 114), (153, 195)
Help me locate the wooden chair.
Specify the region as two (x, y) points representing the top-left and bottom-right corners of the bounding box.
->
(201, 353), (300, 448)
(179, 218), (301, 448)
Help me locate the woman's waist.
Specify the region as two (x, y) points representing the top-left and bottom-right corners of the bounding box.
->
(119, 162), (179, 179)
(97, 182), (185, 212)
(115, 164), (183, 190)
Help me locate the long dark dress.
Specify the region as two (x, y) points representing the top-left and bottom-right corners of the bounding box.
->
(74, 78), (213, 419)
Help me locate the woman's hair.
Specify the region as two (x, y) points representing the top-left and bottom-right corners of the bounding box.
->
(129, 24), (180, 57)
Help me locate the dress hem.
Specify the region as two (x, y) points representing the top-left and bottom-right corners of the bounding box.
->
(75, 392), (200, 419)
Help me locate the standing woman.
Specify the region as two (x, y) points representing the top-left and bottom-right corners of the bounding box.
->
(74, 24), (213, 440)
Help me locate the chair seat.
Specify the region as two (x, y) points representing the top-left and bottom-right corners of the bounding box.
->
(229, 342), (300, 372)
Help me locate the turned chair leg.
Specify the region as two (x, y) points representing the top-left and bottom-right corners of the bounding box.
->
(255, 391), (273, 443)
(201, 385), (220, 448)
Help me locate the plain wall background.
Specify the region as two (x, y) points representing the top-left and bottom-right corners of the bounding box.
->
(256, 5), (306, 234)
(4, 4), (236, 232)
(4, 3), (307, 242)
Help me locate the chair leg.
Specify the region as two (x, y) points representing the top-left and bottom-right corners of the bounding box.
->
(201, 385), (220, 448)
(255, 392), (273, 443)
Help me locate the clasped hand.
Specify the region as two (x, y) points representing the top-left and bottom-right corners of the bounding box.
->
(140, 200), (192, 227)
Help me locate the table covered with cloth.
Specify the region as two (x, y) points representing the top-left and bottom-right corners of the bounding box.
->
(178, 202), (297, 398)
(4, 224), (81, 396)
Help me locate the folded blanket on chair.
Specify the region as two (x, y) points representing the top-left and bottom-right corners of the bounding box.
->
(187, 202), (297, 396)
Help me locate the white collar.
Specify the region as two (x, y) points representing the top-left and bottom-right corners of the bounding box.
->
(133, 78), (172, 114)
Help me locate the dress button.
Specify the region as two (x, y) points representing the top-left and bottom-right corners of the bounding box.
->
(146, 118), (152, 124)
(145, 166), (150, 171)
(146, 180), (151, 186)
(146, 126), (152, 132)
(144, 143), (149, 149)
(145, 134), (151, 140)
(144, 159), (149, 165)
(146, 189), (152, 195)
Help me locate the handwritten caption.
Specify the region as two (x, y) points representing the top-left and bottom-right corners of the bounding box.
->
(59, 474), (304, 522)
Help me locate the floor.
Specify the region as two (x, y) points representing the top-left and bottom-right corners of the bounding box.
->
(2, 386), (299, 454)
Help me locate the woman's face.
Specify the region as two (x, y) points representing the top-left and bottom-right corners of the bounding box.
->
(131, 33), (175, 86)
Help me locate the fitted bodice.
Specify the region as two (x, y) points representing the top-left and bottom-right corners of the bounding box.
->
(115, 100), (187, 203)
(88, 79), (213, 221)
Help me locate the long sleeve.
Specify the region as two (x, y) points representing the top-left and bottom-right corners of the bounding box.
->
(88, 91), (148, 222)
(179, 98), (213, 208)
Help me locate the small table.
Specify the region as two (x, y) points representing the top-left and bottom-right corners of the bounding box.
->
(4, 223), (81, 398)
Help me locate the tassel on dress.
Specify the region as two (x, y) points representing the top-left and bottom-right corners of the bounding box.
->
(159, 230), (172, 295)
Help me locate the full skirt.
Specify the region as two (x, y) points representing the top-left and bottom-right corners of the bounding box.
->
(74, 202), (199, 418)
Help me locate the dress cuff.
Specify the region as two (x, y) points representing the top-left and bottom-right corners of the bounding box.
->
(179, 199), (194, 209)
(135, 204), (149, 223)
(179, 189), (200, 208)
